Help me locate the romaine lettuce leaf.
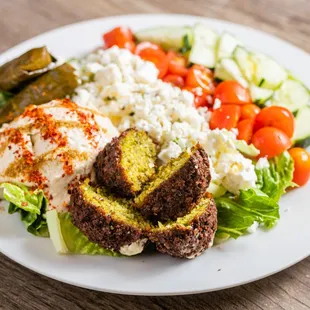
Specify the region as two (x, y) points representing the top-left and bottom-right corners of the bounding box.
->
(256, 151), (295, 201)
(0, 183), (49, 237)
(47, 210), (120, 256)
(215, 188), (280, 239)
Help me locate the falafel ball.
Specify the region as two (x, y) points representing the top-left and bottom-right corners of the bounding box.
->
(149, 195), (217, 259)
(134, 144), (211, 222)
(94, 128), (157, 197)
(69, 180), (153, 255)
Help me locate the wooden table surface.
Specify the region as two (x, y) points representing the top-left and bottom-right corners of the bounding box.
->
(1, 0), (310, 309)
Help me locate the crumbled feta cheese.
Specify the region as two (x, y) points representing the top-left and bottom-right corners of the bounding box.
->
(213, 98), (222, 110)
(247, 221), (259, 234)
(256, 157), (270, 170)
(73, 46), (257, 194)
(119, 239), (148, 256)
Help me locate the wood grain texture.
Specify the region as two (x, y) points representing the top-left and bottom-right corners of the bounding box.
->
(1, 0), (310, 309)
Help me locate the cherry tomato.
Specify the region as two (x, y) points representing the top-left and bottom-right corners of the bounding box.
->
(183, 86), (210, 108)
(254, 106), (295, 138)
(135, 42), (163, 55)
(252, 127), (292, 158)
(103, 27), (135, 52)
(163, 74), (185, 88)
(213, 80), (251, 105)
(209, 105), (241, 130)
(237, 119), (254, 144)
(288, 147), (310, 186)
(167, 51), (188, 77)
(185, 65), (215, 94)
(138, 48), (169, 79)
(240, 104), (260, 120)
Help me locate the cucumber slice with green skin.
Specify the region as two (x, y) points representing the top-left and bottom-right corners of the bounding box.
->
(293, 106), (310, 148)
(217, 33), (243, 61)
(251, 53), (287, 89)
(250, 84), (274, 105)
(233, 46), (255, 82)
(189, 23), (218, 68)
(271, 78), (310, 112)
(134, 26), (193, 51)
(207, 182), (227, 198)
(234, 140), (260, 157)
(214, 58), (248, 88)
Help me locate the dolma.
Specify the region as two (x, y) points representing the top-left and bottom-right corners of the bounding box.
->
(0, 46), (56, 91)
(0, 63), (79, 125)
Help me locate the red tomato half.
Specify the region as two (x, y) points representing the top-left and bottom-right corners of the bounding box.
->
(185, 65), (215, 94)
(103, 27), (135, 52)
(240, 104), (260, 120)
(167, 51), (188, 77)
(163, 74), (185, 88)
(288, 147), (310, 186)
(252, 127), (292, 158)
(214, 80), (252, 105)
(138, 48), (169, 79)
(254, 106), (295, 138)
(237, 119), (254, 144)
(209, 105), (241, 130)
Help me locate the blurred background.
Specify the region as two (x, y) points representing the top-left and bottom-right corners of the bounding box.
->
(1, 0), (309, 53)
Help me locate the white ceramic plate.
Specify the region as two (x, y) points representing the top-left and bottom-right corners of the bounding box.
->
(0, 14), (309, 296)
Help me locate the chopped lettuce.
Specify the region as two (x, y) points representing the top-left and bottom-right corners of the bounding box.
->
(216, 188), (279, 239)
(0, 183), (49, 237)
(47, 210), (120, 256)
(256, 151), (296, 201)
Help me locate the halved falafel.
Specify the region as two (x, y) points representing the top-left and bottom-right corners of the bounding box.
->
(95, 128), (157, 197)
(149, 195), (217, 259)
(134, 144), (211, 222)
(69, 180), (153, 255)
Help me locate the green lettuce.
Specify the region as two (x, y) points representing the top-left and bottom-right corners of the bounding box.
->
(47, 210), (120, 256)
(256, 151), (296, 201)
(0, 183), (49, 237)
(216, 188), (279, 239)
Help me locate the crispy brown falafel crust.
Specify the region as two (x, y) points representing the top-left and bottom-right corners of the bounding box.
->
(69, 186), (148, 252)
(94, 128), (155, 198)
(149, 197), (217, 259)
(136, 145), (211, 222)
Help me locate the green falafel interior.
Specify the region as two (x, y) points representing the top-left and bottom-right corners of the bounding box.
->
(80, 181), (152, 231)
(120, 129), (157, 192)
(135, 145), (198, 206)
(155, 196), (212, 230)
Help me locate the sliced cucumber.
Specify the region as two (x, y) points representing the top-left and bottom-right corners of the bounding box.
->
(233, 46), (255, 82)
(215, 58), (248, 88)
(251, 53), (287, 89)
(189, 23), (218, 68)
(271, 78), (310, 112)
(207, 182), (227, 198)
(217, 33), (242, 61)
(135, 26), (193, 51)
(234, 140), (260, 157)
(293, 106), (310, 148)
(250, 84), (274, 105)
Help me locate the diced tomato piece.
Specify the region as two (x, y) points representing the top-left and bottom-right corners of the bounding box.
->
(237, 119), (254, 144)
(254, 106), (295, 138)
(252, 127), (292, 158)
(209, 105), (241, 130)
(103, 27), (135, 52)
(135, 42), (163, 54)
(183, 86), (210, 108)
(167, 51), (189, 77)
(138, 48), (169, 79)
(185, 65), (215, 94)
(163, 74), (185, 88)
(214, 80), (252, 105)
(240, 104), (260, 120)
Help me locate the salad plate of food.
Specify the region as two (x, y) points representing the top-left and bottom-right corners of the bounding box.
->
(0, 14), (310, 295)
